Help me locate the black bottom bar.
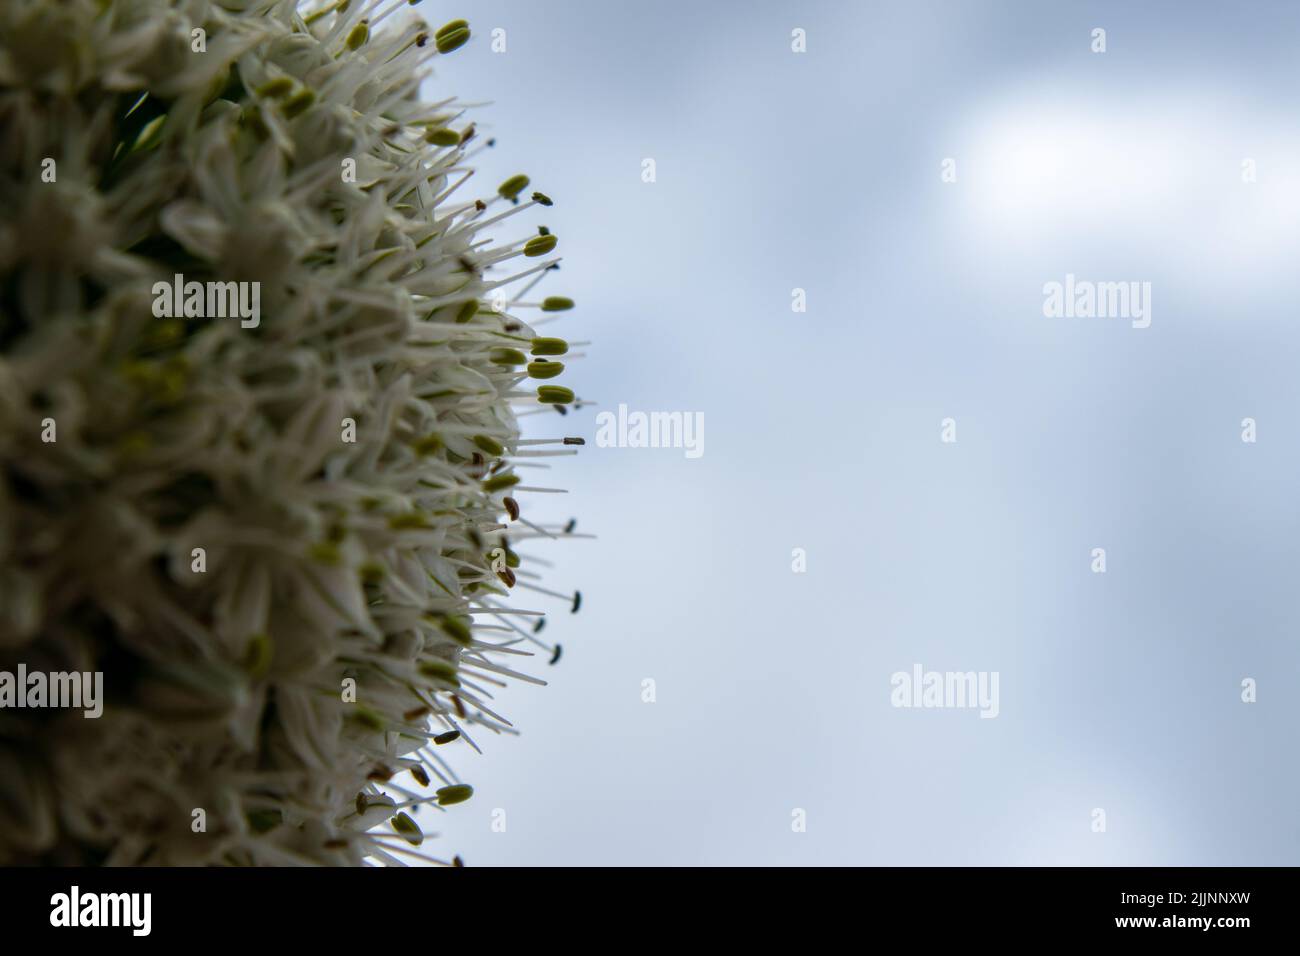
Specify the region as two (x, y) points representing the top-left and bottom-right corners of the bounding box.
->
(0, 866), (1281, 941)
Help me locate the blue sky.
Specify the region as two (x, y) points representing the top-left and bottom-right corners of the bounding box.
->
(422, 0), (1300, 865)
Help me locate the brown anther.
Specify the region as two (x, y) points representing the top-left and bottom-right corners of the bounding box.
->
(496, 567), (516, 587)
(503, 496), (519, 521)
(451, 694), (467, 718)
(433, 729), (461, 745)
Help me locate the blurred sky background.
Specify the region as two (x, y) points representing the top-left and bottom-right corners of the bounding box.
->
(420, 0), (1300, 865)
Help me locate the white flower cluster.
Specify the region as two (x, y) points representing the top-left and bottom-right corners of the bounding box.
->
(0, 0), (582, 865)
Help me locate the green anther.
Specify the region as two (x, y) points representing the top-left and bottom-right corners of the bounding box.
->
(154, 361), (188, 404)
(530, 336), (568, 356)
(240, 104), (269, 138)
(482, 473), (520, 493)
(455, 300), (478, 323)
(388, 513), (430, 530)
(537, 385), (575, 404)
(255, 77), (294, 99)
(247, 809), (283, 834)
(411, 434), (443, 456)
(116, 431), (153, 456)
(309, 541), (341, 565)
(391, 812), (423, 846)
(244, 633), (273, 679)
(419, 659), (459, 685)
(351, 707), (386, 732)
(346, 21), (369, 50)
(505, 548), (521, 569)
(527, 361), (564, 380)
(498, 174), (530, 201)
(144, 318), (185, 347)
(439, 615), (473, 646)
(120, 360), (156, 387)
(132, 115), (166, 153)
(435, 784), (474, 806)
(490, 348), (527, 365)
(283, 88), (315, 118)
(435, 20), (470, 54)
(426, 127), (460, 146)
(540, 296), (574, 312)
(473, 435), (504, 456)
(359, 562), (385, 585)
(531, 191), (553, 206)
(524, 234), (557, 257)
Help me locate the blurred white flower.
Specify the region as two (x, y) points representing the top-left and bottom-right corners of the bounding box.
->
(0, 0), (583, 865)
